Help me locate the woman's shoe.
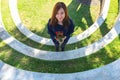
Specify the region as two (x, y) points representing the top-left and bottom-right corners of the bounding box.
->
(56, 47), (59, 52)
(61, 47), (65, 51)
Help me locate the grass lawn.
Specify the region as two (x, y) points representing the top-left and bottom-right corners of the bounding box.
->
(0, 0), (120, 73)
(1, 0), (118, 51)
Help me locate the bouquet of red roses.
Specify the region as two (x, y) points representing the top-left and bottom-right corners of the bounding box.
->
(55, 31), (66, 45)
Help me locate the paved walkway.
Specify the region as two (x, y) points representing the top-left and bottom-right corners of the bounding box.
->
(0, 13), (120, 61)
(9, 0), (110, 45)
(0, 59), (120, 80)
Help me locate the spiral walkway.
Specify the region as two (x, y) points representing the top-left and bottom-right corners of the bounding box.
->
(0, 0), (120, 80)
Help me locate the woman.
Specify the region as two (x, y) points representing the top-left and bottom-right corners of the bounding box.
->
(47, 2), (74, 52)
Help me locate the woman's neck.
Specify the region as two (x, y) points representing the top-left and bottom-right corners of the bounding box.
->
(58, 21), (63, 25)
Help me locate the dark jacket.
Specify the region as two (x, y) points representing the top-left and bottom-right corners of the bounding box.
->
(47, 19), (74, 42)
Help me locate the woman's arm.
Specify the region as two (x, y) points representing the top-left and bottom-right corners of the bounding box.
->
(47, 24), (56, 40)
(47, 21), (61, 45)
(65, 19), (75, 37)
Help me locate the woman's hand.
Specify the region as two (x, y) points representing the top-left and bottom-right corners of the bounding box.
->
(55, 37), (62, 45)
(55, 37), (60, 42)
(62, 36), (66, 41)
(55, 36), (66, 45)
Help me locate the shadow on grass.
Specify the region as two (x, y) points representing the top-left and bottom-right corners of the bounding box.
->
(99, 19), (110, 37)
(39, 0), (103, 37)
(117, 34), (120, 43)
(4, 23), (55, 51)
(65, 19), (109, 50)
(67, 0), (93, 31)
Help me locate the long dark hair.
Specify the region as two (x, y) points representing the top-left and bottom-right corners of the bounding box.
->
(50, 2), (70, 28)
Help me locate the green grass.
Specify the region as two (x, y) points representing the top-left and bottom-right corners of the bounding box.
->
(2, 0), (118, 51)
(0, 0), (120, 73)
(1, 0), (118, 51)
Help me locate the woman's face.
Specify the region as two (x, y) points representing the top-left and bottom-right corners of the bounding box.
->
(55, 8), (65, 22)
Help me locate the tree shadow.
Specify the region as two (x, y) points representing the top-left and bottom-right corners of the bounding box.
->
(40, 0), (104, 38)
(84, 47), (118, 72)
(99, 19), (110, 37)
(119, 34), (120, 40)
(4, 23), (55, 51)
(67, 0), (94, 31)
(99, 0), (105, 14)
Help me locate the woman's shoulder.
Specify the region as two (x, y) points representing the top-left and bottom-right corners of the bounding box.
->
(47, 19), (52, 27)
(69, 18), (74, 26)
(69, 18), (73, 22)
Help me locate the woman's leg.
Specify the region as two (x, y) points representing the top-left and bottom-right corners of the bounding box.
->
(55, 43), (59, 51)
(52, 38), (60, 51)
(61, 36), (70, 51)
